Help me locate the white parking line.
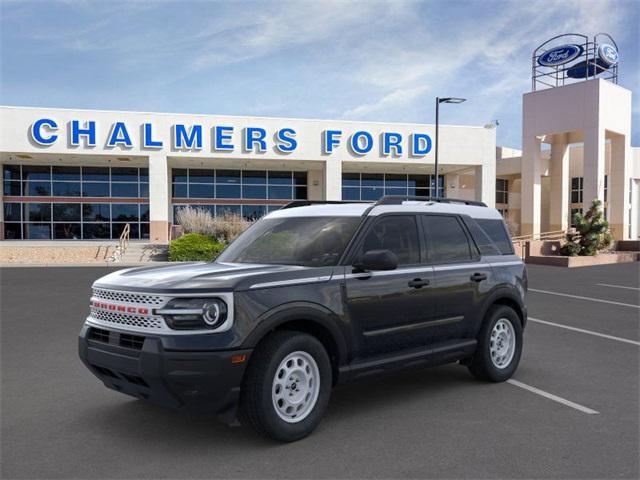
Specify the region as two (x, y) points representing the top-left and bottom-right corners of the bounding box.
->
(507, 379), (600, 415)
(529, 288), (640, 309)
(529, 317), (640, 346)
(596, 283), (640, 291)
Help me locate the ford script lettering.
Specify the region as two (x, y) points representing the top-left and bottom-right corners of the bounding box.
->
(598, 44), (618, 66)
(537, 44), (583, 67)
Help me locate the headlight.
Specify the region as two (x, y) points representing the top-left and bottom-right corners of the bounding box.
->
(157, 298), (228, 330)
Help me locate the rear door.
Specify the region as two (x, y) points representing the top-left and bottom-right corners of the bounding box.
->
(421, 214), (492, 342)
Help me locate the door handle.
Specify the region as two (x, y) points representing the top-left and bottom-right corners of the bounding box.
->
(408, 278), (430, 289)
(470, 272), (487, 282)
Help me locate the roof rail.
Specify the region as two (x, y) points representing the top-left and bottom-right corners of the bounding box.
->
(374, 195), (487, 207)
(281, 200), (368, 209)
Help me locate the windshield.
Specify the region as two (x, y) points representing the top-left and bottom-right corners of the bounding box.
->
(217, 216), (361, 267)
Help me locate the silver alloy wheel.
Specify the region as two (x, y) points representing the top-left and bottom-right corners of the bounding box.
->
(272, 351), (320, 423)
(490, 318), (516, 369)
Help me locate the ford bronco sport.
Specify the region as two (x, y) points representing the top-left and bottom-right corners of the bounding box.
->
(79, 196), (527, 442)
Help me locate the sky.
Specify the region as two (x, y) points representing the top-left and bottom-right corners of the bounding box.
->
(1, 0), (638, 148)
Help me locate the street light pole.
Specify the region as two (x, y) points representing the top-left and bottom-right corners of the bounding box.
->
(434, 96), (466, 198)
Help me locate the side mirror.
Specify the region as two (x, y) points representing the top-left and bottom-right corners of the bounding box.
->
(354, 249), (398, 271)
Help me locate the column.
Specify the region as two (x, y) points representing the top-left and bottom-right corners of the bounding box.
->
(521, 135), (543, 236)
(148, 153), (170, 244)
(582, 126), (605, 212)
(549, 134), (570, 232)
(324, 159), (342, 201)
(445, 173), (459, 199)
(306, 169), (324, 201)
(474, 164), (495, 207)
(609, 134), (631, 240)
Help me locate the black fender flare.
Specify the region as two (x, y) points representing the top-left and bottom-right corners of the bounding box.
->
(479, 286), (527, 328)
(241, 301), (350, 366)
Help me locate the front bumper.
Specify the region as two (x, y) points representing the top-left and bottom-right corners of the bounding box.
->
(78, 324), (251, 420)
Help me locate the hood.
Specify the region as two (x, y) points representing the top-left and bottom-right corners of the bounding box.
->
(93, 261), (309, 293)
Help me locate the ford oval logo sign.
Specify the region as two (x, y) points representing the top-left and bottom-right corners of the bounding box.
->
(538, 44), (583, 67)
(598, 44), (618, 66)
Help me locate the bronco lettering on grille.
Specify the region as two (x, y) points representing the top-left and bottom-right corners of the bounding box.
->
(90, 300), (149, 315)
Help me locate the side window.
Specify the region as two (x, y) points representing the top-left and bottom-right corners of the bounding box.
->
(423, 215), (473, 263)
(359, 215), (420, 265)
(476, 219), (514, 255)
(463, 218), (501, 256)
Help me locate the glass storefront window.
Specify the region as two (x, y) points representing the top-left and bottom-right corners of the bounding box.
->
(22, 165), (51, 181)
(82, 182), (110, 197)
(53, 203), (81, 221)
(3, 165), (21, 181)
(189, 169), (215, 182)
(83, 203), (110, 221)
(110, 167), (139, 181)
(52, 182), (81, 197)
(268, 186), (292, 199)
(112, 204), (139, 222)
(217, 204), (241, 216)
(216, 184), (241, 198)
(242, 185), (266, 199)
(24, 223), (51, 239)
(52, 166), (80, 181)
(4, 223), (22, 239)
(216, 170), (241, 184)
(83, 223), (111, 239)
(242, 205), (266, 220)
(268, 171), (293, 185)
(82, 167), (109, 182)
(26, 203), (51, 222)
(242, 170), (267, 184)
(3, 201), (148, 240)
(2, 165), (148, 200)
(54, 223), (81, 239)
(4, 203), (21, 221)
(343, 173), (443, 200)
(187, 183), (215, 199)
(111, 183), (139, 197)
(171, 168), (308, 221)
(25, 181), (51, 196)
(3, 181), (21, 196)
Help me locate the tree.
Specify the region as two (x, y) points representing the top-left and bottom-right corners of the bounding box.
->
(560, 199), (613, 256)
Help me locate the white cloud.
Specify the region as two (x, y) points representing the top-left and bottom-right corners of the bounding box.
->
(339, 0), (629, 121)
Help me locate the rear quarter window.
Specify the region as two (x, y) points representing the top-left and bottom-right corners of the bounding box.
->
(475, 218), (514, 255)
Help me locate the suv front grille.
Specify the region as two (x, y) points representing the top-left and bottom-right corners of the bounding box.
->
(92, 288), (166, 306)
(88, 287), (169, 333)
(89, 307), (164, 330)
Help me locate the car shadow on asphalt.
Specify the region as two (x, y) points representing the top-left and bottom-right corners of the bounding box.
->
(76, 364), (478, 447)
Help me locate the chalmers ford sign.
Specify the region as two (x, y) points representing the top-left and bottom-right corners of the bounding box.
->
(29, 118), (434, 157)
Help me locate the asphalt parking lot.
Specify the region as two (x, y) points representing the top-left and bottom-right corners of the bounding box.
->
(1, 263), (638, 479)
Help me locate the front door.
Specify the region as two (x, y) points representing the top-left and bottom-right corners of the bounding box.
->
(343, 214), (436, 358)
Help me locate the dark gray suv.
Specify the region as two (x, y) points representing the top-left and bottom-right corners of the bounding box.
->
(79, 196), (527, 442)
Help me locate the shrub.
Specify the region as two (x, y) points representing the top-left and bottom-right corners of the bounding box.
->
(169, 233), (225, 262)
(175, 207), (251, 243)
(560, 199), (613, 256)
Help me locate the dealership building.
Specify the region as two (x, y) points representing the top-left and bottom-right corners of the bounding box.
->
(0, 107), (496, 243)
(0, 34), (638, 246)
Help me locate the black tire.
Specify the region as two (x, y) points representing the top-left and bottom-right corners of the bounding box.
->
(239, 330), (332, 442)
(468, 305), (523, 382)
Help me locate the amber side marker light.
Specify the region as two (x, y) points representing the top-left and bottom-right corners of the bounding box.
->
(231, 354), (247, 364)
